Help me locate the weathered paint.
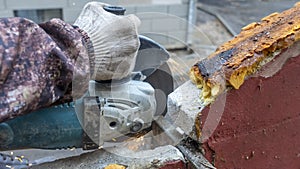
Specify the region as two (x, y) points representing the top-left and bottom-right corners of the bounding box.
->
(198, 49), (300, 168)
(159, 160), (186, 169)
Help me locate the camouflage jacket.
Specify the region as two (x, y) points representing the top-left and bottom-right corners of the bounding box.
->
(0, 18), (92, 122)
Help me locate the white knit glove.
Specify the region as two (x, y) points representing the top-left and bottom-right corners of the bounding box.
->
(74, 1), (141, 81)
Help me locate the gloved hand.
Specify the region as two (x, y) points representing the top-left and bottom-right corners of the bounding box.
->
(74, 1), (141, 81)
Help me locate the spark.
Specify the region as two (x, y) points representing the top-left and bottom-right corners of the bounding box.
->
(15, 157), (23, 163)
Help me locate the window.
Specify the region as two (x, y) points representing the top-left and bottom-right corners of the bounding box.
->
(14, 9), (62, 23)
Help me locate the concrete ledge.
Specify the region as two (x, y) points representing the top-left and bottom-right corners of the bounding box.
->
(32, 146), (186, 169)
(168, 80), (203, 140)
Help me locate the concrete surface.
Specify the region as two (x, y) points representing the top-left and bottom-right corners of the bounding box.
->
(31, 145), (186, 169)
(1, 149), (91, 166)
(167, 81), (203, 140)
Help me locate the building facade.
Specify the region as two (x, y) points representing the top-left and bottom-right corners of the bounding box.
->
(0, 0), (196, 48)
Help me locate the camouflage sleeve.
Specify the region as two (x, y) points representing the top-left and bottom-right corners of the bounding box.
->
(0, 17), (91, 122)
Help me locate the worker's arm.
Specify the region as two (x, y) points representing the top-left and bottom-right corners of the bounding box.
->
(0, 17), (90, 122)
(0, 2), (140, 122)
